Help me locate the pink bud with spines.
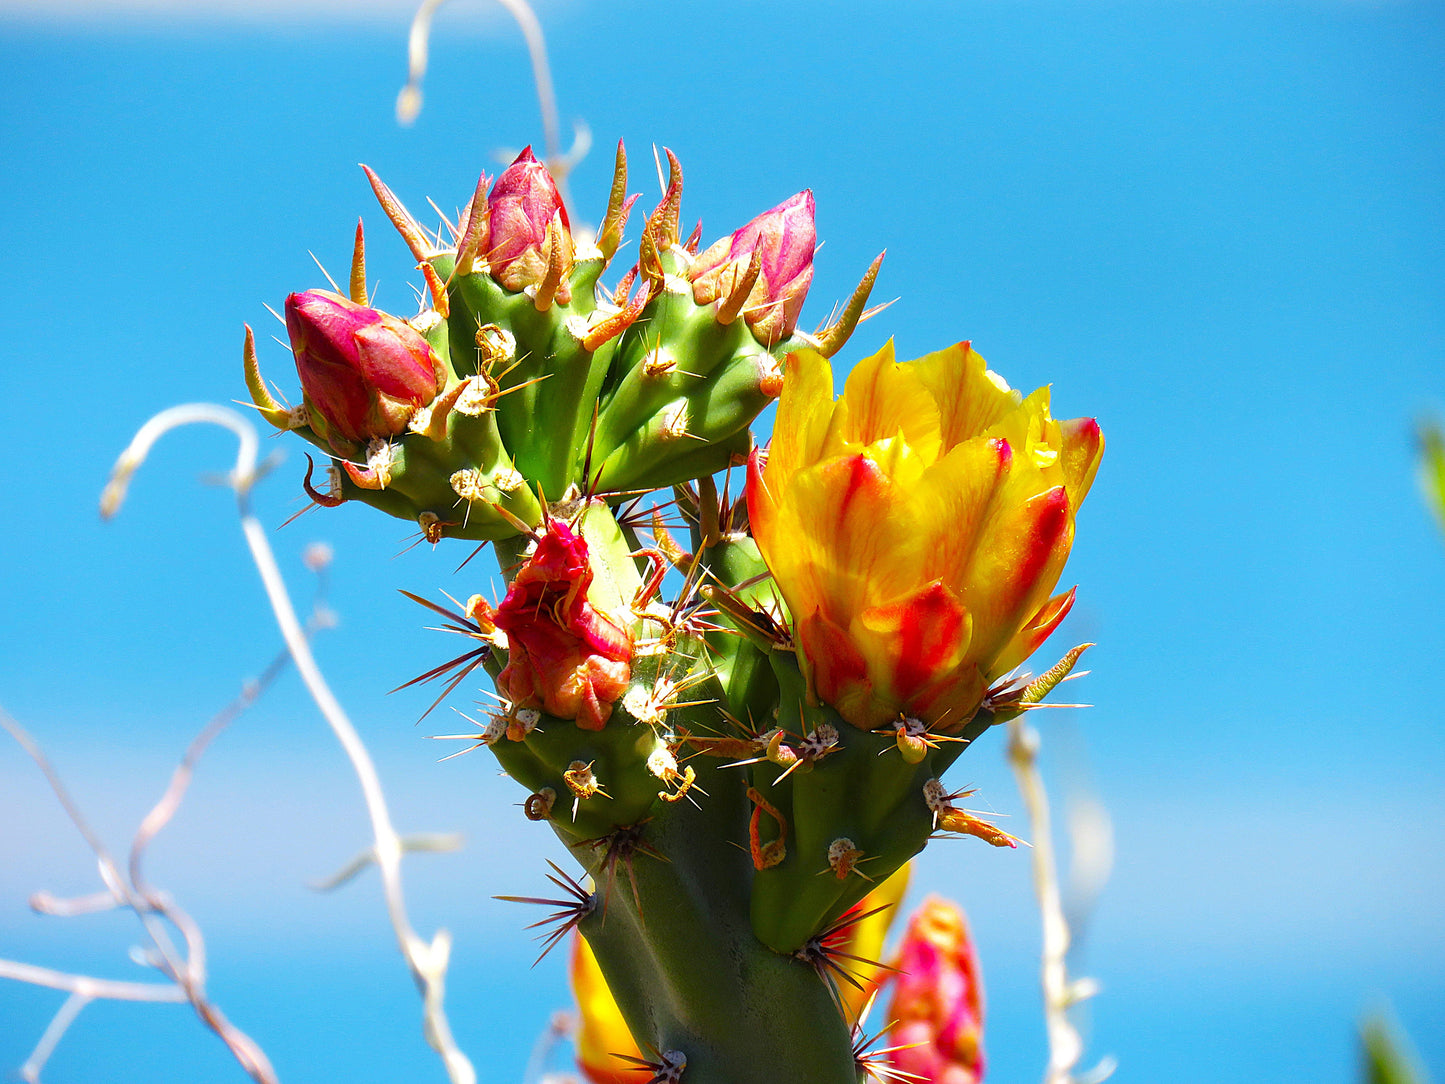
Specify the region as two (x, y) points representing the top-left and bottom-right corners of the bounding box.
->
(485, 146), (574, 302)
(690, 191), (815, 346)
(285, 289), (443, 447)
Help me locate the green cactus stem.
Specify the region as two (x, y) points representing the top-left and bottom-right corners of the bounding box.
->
(569, 757), (860, 1084)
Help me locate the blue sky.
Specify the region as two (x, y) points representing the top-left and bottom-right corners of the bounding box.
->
(1, 1), (1443, 1081)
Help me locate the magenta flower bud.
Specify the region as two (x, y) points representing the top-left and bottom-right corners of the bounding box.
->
(486, 146), (574, 300)
(285, 289), (443, 446)
(885, 897), (986, 1084)
(690, 190), (815, 346)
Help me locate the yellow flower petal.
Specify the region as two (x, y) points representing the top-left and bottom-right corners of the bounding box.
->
(1058, 416), (1105, 505)
(911, 341), (1022, 447)
(571, 934), (642, 1084)
(747, 339), (1100, 729)
(963, 484), (1074, 672)
(769, 346), (838, 479)
(836, 340), (943, 461)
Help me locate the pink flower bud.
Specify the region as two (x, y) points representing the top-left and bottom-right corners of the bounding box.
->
(285, 289), (443, 446)
(690, 190), (815, 346)
(886, 898), (986, 1084)
(492, 519), (634, 731)
(486, 146), (574, 300)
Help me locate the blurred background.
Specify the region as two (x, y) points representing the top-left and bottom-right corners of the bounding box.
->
(1, 0), (1442, 1080)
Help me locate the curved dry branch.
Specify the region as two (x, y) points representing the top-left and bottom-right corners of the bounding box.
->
(101, 403), (476, 1084)
(395, 0), (589, 216)
(1006, 718), (1116, 1084)
(0, 705), (276, 1084)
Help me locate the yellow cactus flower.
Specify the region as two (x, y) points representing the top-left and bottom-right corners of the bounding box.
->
(834, 864), (910, 1021)
(746, 341), (1102, 732)
(570, 934), (643, 1084)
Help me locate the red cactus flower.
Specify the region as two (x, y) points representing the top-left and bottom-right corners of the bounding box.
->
(886, 897), (986, 1084)
(492, 518), (633, 731)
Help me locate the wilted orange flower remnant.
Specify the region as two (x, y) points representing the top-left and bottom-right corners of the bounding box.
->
(747, 343), (1102, 731)
(489, 519), (634, 730)
(887, 897), (986, 1084)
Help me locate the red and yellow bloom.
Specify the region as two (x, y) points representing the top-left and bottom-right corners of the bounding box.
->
(488, 519), (634, 731)
(746, 342), (1102, 732)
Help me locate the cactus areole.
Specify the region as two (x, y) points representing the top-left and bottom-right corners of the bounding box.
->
(244, 142), (1101, 1084)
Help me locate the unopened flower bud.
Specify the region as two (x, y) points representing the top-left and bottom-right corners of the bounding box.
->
(486, 146), (574, 301)
(887, 897), (986, 1084)
(690, 191), (815, 346)
(285, 289), (442, 446)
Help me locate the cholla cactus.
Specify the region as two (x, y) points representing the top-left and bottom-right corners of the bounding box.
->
(245, 145), (1101, 1084)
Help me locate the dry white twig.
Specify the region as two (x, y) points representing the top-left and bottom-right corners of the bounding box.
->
(0, 961), (189, 1083)
(311, 833), (464, 892)
(523, 1010), (578, 1084)
(130, 605), (333, 897)
(1, 500), (337, 1082)
(1007, 716), (1116, 1084)
(0, 706), (277, 1084)
(395, 0), (590, 215)
(100, 403), (476, 1084)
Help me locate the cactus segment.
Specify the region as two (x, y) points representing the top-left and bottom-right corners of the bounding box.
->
(256, 151), (818, 538)
(745, 652), (970, 954)
(498, 708), (664, 838)
(591, 283), (744, 454)
(689, 525), (782, 726)
(573, 498), (645, 615)
(440, 251), (612, 499)
(570, 758), (859, 1084)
